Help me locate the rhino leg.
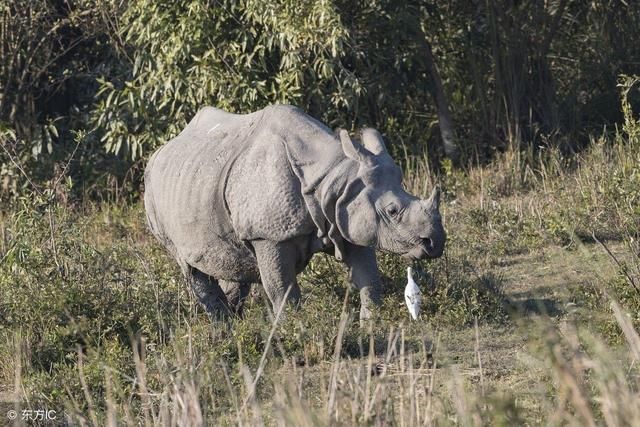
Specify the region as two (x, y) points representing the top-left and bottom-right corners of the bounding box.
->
(252, 239), (301, 313)
(219, 280), (251, 314)
(343, 244), (382, 322)
(188, 267), (232, 319)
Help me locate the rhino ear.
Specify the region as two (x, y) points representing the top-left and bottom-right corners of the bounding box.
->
(360, 128), (388, 156)
(339, 129), (376, 167)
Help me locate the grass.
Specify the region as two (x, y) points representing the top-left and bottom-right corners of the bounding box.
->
(1, 80), (640, 425)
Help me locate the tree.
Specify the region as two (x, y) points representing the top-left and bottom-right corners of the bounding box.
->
(421, 35), (460, 163)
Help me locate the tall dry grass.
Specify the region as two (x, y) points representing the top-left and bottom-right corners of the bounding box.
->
(17, 290), (630, 426)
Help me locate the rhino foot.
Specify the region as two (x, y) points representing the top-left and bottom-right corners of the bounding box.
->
(359, 285), (381, 325)
(189, 267), (234, 319)
(219, 280), (252, 315)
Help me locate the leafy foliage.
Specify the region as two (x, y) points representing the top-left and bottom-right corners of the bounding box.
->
(4, 0), (640, 201)
(91, 0), (355, 159)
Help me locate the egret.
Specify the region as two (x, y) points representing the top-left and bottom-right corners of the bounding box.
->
(404, 266), (422, 320)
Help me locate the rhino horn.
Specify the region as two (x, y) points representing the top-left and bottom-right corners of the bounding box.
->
(423, 186), (441, 211)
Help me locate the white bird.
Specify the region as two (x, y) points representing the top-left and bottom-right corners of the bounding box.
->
(404, 266), (422, 320)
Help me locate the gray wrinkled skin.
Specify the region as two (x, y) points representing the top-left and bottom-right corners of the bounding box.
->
(144, 105), (446, 320)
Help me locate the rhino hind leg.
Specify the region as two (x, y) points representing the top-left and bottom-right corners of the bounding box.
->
(219, 280), (251, 314)
(188, 266), (232, 319)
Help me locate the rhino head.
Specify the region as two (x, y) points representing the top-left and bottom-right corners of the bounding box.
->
(336, 129), (446, 260)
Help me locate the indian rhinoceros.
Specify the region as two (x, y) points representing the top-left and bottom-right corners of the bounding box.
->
(144, 105), (446, 321)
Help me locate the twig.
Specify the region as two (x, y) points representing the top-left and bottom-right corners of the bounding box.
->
(0, 141), (62, 268)
(47, 209), (61, 270)
(474, 317), (485, 397)
(424, 332), (440, 426)
(221, 363), (243, 426)
(77, 347), (100, 427)
(592, 231), (640, 296)
(0, 142), (43, 196)
(326, 289), (351, 417)
(52, 135), (82, 189)
(610, 299), (640, 362)
(241, 283), (294, 408)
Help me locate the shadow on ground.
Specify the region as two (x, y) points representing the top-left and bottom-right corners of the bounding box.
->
(508, 297), (563, 317)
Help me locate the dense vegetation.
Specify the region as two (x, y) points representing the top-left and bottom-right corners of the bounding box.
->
(2, 0), (640, 200)
(1, 0), (639, 425)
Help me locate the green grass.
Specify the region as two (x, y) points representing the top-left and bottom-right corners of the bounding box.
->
(1, 81), (640, 426)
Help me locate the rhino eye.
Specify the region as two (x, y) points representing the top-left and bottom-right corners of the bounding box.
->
(386, 204), (399, 217)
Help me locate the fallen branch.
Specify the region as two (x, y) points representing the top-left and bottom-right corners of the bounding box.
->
(592, 231), (640, 297)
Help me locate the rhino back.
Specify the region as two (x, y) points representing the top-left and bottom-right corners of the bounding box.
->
(224, 112), (325, 241)
(144, 107), (266, 276)
(225, 104), (352, 243)
(144, 105), (340, 280)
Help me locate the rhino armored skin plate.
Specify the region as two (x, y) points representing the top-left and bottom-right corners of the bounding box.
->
(144, 104), (445, 321)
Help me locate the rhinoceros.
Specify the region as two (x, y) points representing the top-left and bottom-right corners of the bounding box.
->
(144, 105), (445, 320)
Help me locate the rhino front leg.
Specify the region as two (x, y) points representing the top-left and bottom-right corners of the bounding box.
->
(219, 280), (251, 314)
(343, 244), (382, 322)
(252, 239), (301, 313)
(188, 267), (231, 319)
